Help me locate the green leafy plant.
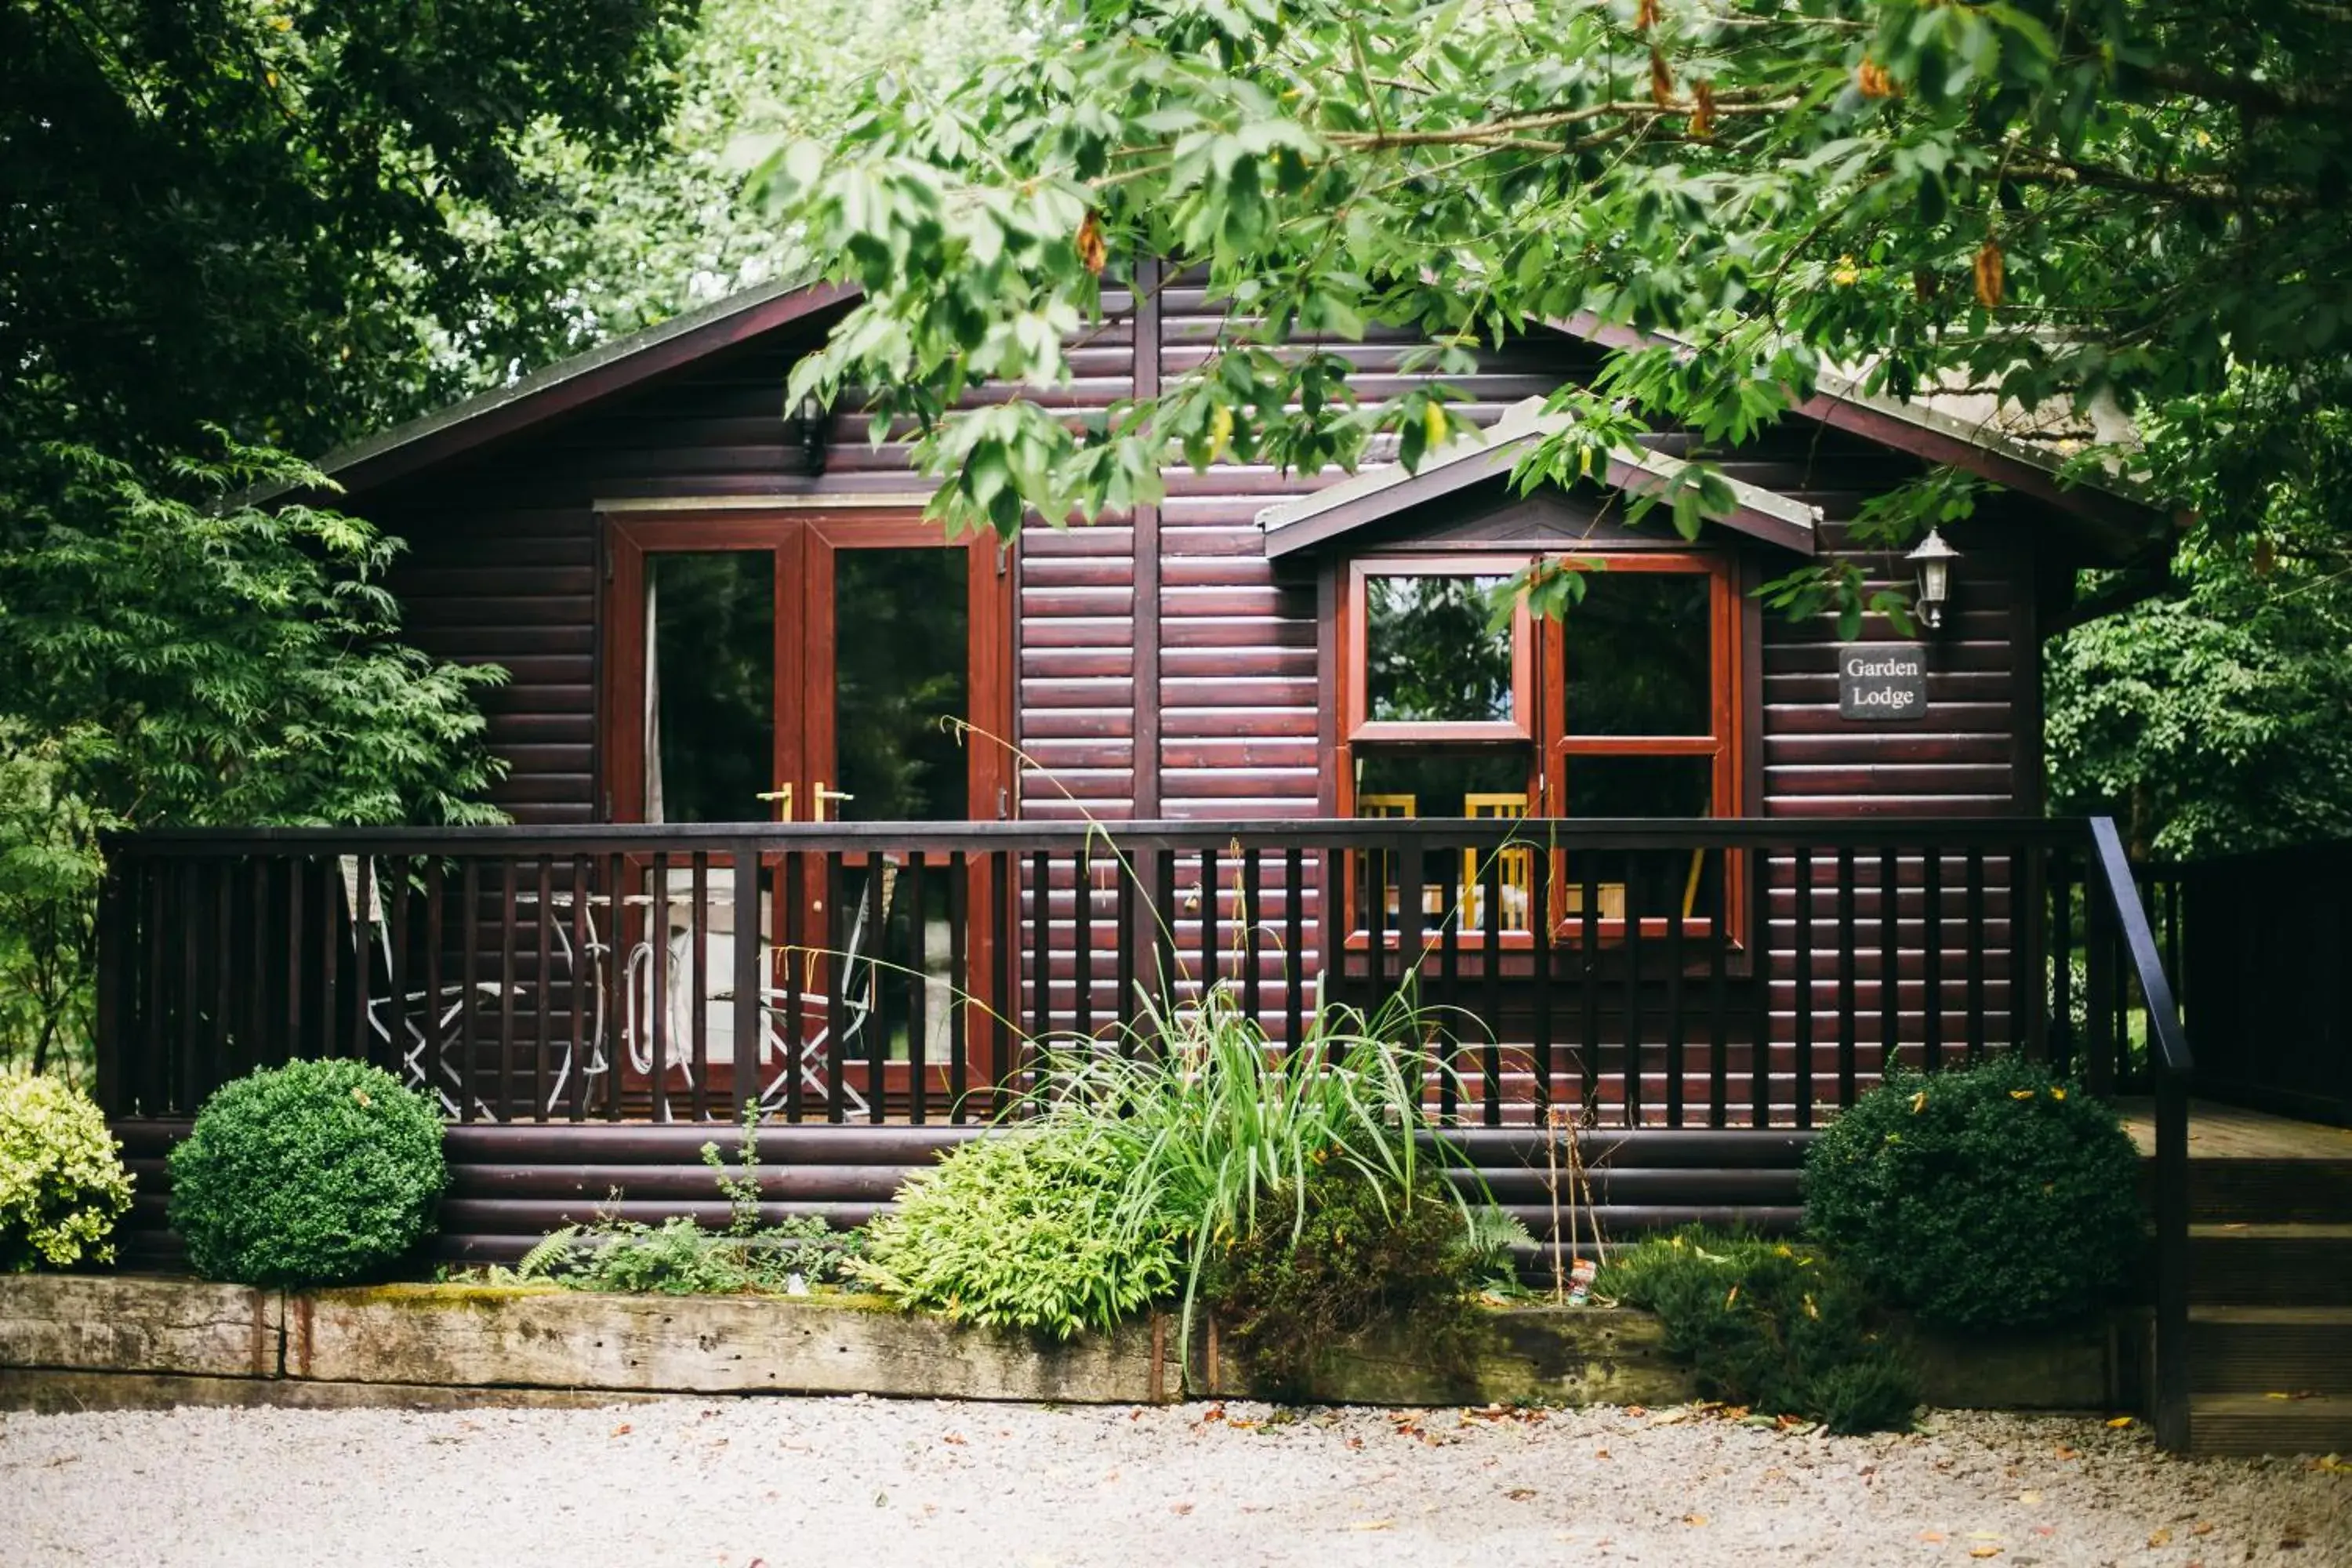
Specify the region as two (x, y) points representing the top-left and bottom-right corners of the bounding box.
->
(167, 1059), (448, 1287)
(1803, 1057), (2144, 1331)
(1203, 1162), (1493, 1399)
(852, 1116), (1181, 1338)
(0, 1070), (133, 1271)
(514, 1109), (866, 1294)
(1599, 1227), (1918, 1436)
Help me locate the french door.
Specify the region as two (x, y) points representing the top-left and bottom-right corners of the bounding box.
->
(603, 510), (1012, 1118)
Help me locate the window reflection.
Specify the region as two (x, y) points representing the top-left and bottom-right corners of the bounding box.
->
(1365, 574), (1514, 724)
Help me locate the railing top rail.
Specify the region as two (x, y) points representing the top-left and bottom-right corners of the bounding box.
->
(2088, 815), (2195, 1077)
(106, 815), (2097, 857)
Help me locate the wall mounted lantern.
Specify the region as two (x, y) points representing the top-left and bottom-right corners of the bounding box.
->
(1907, 527), (1961, 631)
(794, 391), (829, 477)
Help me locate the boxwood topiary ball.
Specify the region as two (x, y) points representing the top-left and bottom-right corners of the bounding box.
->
(168, 1059), (447, 1287)
(1802, 1055), (2143, 1332)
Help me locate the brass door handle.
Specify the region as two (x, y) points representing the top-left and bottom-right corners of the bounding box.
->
(754, 784), (794, 822)
(812, 781), (854, 822)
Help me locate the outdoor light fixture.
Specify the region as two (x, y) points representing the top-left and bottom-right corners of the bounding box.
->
(794, 391), (829, 477)
(1907, 527), (1961, 631)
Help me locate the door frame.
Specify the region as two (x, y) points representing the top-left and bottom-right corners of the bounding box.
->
(601, 507), (1014, 826)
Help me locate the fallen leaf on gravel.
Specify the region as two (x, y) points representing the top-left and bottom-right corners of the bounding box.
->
(2190, 1522), (2213, 1535)
(2054, 1446), (2080, 1460)
(2017, 1490), (2041, 1504)
(942, 1432), (967, 1445)
(1683, 1514), (1708, 1526)
(609, 1424), (633, 1438)
(1504, 1488), (1537, 1502)
(1200, 1403), (1226, 1424)
(1624, 1405), (1649, 1417)
(1969, 1549), (2002, 1560)
(2308, 1455), (2349, 1473)
(1594, 1448), (1610, 1459)
(1918, 1532), (1946, 1544)
(1345, 1437), (1364, 1450)
(1649, 1409), (1693, 1427)
(2031, 1527), (2056, 1537)
(1346, 1519), (1395, 1532)
(873, 1490), (887, 1508)
(2149, 1528), (2173, 1547)
(2104, 1416), (2134, 1428)
(1170, 1502), (1192, 1515)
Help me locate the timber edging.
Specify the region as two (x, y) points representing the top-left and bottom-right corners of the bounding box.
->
(0, 1274), (2143, 1417)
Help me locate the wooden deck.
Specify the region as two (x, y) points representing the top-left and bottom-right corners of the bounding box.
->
(2118, 1098), (2352, 1160)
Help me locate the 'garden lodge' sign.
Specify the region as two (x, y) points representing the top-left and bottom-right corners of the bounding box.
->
(1838, 644), (1928, 721)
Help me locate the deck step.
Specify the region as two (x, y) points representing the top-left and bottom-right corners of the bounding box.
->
(2189, 1307), (2352, 1395)
(2189, 1392), (2352, 1457)
(2187, 1159), (2352, 1225)
(2189, 1224), (2352, 1307)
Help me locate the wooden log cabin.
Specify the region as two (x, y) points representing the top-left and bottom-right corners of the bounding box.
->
(97, 265), (2189, 1262)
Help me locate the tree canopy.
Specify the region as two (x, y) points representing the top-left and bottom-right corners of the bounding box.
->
(753, 0), (2350, 578)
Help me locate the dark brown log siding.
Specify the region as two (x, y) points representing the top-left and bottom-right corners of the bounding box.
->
(365, 289), (2047, 865)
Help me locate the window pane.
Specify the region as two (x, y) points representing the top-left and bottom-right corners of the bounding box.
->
(833, 547), (969, 821)
(1563, 572), (1713, 736)
(649, 552), (774, 824)
(1355, 748), (1534, 933)
(1364, 574), (1515, 724)
(1563, 754), (1714, 818)
(1563, 755), (1718, 920)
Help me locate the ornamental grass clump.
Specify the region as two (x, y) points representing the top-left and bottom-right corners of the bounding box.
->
(1803, 1056), (2143, 1330)
(168, 1059), (447, 1287)
(0, 1072), (133, 1272)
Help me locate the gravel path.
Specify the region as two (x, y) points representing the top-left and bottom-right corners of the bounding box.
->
(2, 1399), (2344, 1567)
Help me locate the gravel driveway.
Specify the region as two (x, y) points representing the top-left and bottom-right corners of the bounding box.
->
(2, 1398), (2344, 1567)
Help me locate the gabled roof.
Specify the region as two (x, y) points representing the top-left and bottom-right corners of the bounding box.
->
(312, 271), (848, 496)
(1257, 397), (1822, 557)
(299, 275), (2166, 546)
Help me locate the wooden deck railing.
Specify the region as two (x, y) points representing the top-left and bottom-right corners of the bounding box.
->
(96, 816), (2181, 1132)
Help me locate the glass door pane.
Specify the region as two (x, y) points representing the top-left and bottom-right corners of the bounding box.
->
(828, 546), (971, 821)
(646, 550), (778, 822)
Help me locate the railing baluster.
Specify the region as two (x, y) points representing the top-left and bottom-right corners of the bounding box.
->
(569, 854), (590, 1123)
(689, 850), (709, 1122)
(1439, 838), (1460, 1123)
(732, 842), (761, 1123)
(1837, 847), (1857, 1109)
(865, 849), (887, 1126)
(909, 850), (928, 1124)
(1285, 847), (1305, 1051)
(1152, 848), (1178, 1025)
(1481, 844), (1502, 1127)
(462, 858), (482, 1122)
(2085, 845), (2118, 1097)
(1751, 855), (1770, 1130)
(785, 851), (806, 1123)
(949, 851), (968, 1120)
(1243, 848), (1264, 1032)
(318, 859), (338, 1065)
(1878, 848), (1898, 1083)
(2049, 847), (2075, 1077)
(1074, 845), (1094, 1042)
(604, 851), (625, 1122)
(1534, 846), (1554, 1120)
(424, 860), (445, 1109)
(1624, 851), (1644, 1129)
(1029, 848), (1051, 1054)
(826, 851), (846, 1124)
(1115, 851), (1135, 1047)
(215, 863), (235, 1083)
(989, 848), (1012, 1115)
(1665, 861), (1685, 1128)
(535, 857), (554, 1122)
(1579, 854), (1599, 1119)
(389, 858), (411, 1084)
(1924, 848), (1944, 1075)
(499, 858), (519, 1120)
(1966, 848), (1987, 1059)
(1794, 846), (1813, 1129)
(1197, 845), (1218, 1005)
(1402, 830), (1432, 1115)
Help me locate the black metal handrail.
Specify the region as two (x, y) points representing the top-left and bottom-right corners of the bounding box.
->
(2085, 816), (2195, 1451)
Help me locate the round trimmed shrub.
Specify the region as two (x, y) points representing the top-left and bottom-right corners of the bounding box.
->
(168, 1059), (446, 1286)
(1804, 1056), (2142, 1330)
(0, 1073), (134, 1272)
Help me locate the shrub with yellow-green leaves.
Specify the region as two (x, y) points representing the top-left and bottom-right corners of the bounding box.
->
(0, 1072), (133, 1271)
